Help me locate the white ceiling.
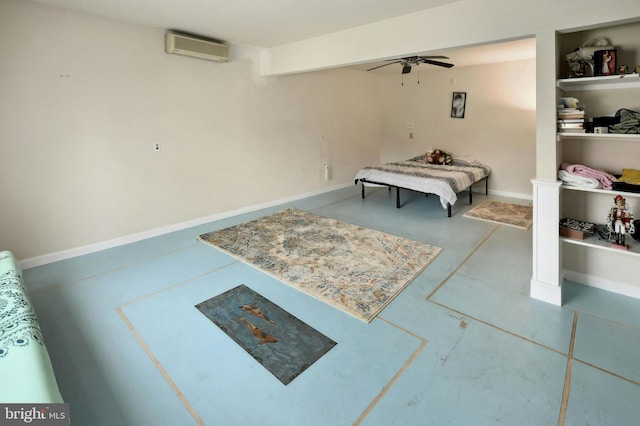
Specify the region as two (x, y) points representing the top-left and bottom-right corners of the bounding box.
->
(29, 0), (463, 47)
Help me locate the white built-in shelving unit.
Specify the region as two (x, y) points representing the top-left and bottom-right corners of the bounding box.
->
(561, 236), (640, 257)
(561, 184), (640, 198)
(557, 132), (640, 141)
(556, 33), (640, 298)
(556, 73), (640, 91)
(560, 185), (640, 257)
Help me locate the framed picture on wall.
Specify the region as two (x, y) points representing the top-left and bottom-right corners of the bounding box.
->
(451, 92), (466, 118)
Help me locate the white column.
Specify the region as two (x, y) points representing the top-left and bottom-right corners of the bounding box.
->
(530, 29), (562, 305)
(530, 179), (562, 305)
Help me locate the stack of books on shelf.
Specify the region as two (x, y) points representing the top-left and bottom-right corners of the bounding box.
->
(557, 108), (585, 133)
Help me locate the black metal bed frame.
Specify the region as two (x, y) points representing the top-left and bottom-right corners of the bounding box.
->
(355, 176), (489, 217)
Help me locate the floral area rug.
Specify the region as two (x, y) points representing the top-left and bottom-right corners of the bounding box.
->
(463, 200), (533, 230)
(198, 209), (442, 323)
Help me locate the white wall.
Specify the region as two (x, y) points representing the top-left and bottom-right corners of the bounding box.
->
(377, 59), (536, 197)
(0, 0), (381, 260)
(262, 0), (640, 181)
(6, 0), (635, 265)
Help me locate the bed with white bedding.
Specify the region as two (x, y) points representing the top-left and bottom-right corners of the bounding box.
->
(354, 156), (491, 217)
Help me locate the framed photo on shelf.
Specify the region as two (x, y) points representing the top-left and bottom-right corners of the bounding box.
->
(451, 92), (466, 118)
(594, 49), (617, 76)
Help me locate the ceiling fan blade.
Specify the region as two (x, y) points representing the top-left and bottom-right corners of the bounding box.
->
(416, 55), (450, 60)
(419, 59), (455, 68)
(366, 61), (402, 71)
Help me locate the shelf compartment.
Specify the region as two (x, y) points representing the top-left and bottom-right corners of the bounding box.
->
(560, 185), (640, 199)
(557, 74), (640, 91)
(561, 235), (640, 258)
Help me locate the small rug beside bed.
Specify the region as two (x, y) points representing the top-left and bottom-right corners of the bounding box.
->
(198, 209), (442, 323)
(463, 200), (533, 230)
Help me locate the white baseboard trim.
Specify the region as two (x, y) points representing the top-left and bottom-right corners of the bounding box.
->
(530, 278), (563, 305)
(19, 182), (354, 270)
(486, 189), (533, 201)
(563, 269), (640, 300)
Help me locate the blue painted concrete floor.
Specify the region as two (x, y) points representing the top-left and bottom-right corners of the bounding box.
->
(25, 187), (640, 425)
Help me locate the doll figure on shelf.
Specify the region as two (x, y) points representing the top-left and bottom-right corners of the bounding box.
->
(602, 51), (613, 74)
(607, 195), (635, 250)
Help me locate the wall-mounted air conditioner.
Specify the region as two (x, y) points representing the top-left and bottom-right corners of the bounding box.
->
(165, 31), (229, 62)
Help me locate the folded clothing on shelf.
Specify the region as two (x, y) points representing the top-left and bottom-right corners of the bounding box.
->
(617, 168), (640, 185)
(612, 181), (640, 193)
(558, 169), (600, 188)
(610, 109), (640, 134)
(560, 163), (617, 190)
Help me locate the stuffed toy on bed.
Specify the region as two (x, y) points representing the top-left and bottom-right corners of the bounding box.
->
(425, 149), (453, 165)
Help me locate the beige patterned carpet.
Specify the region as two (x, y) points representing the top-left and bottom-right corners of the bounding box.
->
(198, 209), (442, 323)
(463, 200), (533, 230)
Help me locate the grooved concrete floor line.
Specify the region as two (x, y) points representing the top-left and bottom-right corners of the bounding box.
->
(25, 187), (640, 425)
